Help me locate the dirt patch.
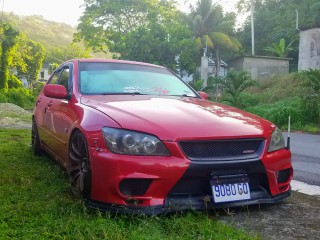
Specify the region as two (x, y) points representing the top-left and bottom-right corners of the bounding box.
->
(218, 192), (320, 240)
(0, 103), (32, 129)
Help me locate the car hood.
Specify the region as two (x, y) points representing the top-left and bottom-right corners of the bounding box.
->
(80, 95), (274, 141)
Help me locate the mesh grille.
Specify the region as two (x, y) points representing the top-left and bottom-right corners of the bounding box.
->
(179, 139), (264, 161)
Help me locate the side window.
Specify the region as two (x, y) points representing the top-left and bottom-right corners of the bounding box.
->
(59, 68), (70, 89)
(49, 70), (62, 84)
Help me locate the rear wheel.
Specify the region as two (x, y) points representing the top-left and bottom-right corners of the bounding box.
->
(31, 118), (42, 156)
(69, 130), (91, 199)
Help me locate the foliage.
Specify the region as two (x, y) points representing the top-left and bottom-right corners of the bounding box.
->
(300, 69), (320, 126)
(302, 69), (320, 93)
(245, 97), (318, 130)
(0, 23), (47, 91)
(45, 43), (91, 65)
(8, 74), (23, 89)
(189, 79), (204, 91)
(15, 38), (45, 88)
(221, 71), (257, 108)
(0, 129), (259, 240)
(0, 23), (20, 90)
(188, 73), (217, 93)
(189, 0), (241, 76)
(264, 38), (295, 58)
(33, 81), (45, 96)
(0, 88), (36, 109)
(2, 12), (76, 52)
(75, 0), (197, 73)
(236, 0), (320, 61)
(229, 71), (320, 132)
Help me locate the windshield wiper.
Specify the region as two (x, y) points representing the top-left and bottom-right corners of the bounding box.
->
(167, 94), (197, 98)
(99, 92), (145, 96)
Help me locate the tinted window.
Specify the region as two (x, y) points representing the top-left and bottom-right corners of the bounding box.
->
(49, 70), (61, 84)
(79, 62), (196, 97)
(59, 68), (69, 89)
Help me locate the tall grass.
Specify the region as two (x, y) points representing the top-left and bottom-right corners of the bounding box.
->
(222, 72), (320, 133)
(0, 88), (36, 109)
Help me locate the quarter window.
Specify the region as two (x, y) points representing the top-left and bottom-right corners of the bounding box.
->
(59, 68), (70, 89)
(49, 70), (61, 84)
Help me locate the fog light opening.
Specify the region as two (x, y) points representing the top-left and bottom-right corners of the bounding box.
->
(124, 198), (143, 205)
(277, 169), (291, 184)
(119, 179), (152, 197)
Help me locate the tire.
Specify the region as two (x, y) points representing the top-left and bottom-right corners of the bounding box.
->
(69, 130), (91, 199)
(31, 118), (42, 156)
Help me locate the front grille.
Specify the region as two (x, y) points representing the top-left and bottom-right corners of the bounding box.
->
(179, 139), (264, 161)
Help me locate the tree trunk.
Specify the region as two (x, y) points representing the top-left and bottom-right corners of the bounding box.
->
(0, 43), (9, 90)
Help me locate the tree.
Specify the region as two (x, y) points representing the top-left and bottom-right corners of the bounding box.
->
(45, 43), (91, 65)
(75, 0), (196, 73)
(15, 38), (45, 88)
(190, 0), (241, 76)
(0, 23), (20, 90)
(236, 0), (320, 61)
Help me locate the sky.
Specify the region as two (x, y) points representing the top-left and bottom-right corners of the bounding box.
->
(2, 0), (238, 27)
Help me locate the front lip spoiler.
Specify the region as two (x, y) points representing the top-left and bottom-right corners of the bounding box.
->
(86, 189), (291, 215)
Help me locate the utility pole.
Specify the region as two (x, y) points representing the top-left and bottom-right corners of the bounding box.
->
(251, 0), (255, 55)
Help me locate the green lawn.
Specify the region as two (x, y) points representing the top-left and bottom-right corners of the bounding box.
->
(0, 129), (259, 239)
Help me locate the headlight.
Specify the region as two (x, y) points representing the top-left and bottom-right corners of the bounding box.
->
(102, 127), (170, 156)
(268, 128), (285, 152)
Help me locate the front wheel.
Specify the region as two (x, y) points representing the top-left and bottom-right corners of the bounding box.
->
(68, 130), (91, 199)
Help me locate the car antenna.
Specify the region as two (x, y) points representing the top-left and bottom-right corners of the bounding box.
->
(287, 116), (291, 149)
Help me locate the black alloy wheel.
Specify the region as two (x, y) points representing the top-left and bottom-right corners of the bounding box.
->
(31, 118), (42, 156)
(69, 130), (91, 199)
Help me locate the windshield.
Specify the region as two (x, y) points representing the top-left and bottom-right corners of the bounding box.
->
(79, 62), (197, 97)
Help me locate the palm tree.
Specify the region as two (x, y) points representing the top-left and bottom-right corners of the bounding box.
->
(190, 0), (241, 77)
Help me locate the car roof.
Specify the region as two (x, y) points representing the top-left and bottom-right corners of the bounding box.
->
(72, 58), (165, 69)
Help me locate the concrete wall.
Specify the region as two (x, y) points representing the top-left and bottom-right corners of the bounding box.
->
(228, 56), (290, 79)
(298, 28), (320, 71)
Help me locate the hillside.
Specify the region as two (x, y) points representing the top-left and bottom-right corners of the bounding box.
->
(3, 12), (75, 51)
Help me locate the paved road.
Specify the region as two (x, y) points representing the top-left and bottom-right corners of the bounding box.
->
(283, 132), (320, 186)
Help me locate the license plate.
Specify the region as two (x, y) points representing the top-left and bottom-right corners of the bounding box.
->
(212, 182), (251, 203)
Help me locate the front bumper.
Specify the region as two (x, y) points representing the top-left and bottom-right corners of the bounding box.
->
(87, 189), (291, 215)
(87, 139), (292, 214)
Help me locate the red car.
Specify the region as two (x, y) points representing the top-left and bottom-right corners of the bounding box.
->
(32, 59), (293, 214)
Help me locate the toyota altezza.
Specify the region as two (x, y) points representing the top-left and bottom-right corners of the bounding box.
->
(32, 59), (293, 214)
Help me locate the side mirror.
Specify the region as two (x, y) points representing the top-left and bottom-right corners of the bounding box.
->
(198, 91), (209, 100)
(43, 84), (68, 99)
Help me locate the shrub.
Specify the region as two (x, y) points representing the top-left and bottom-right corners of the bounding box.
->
(245, 97), (315, 129)
(221, 71), (257, 108)
(0, 88), (36, 109)
(8, 75), (23, 89)
(33, 81), (45, 96)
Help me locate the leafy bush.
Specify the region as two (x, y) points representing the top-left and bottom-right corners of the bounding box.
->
(245, 97), (317, 129)
(33, 81), (45, 96)
(8, 74), (23, 88)
(221, 71), (257, 108)
(0, 88), (36, 109)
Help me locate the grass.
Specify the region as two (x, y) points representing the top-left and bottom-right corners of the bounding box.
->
(0, 112), (32, 123)
(0, 128), (259, 239)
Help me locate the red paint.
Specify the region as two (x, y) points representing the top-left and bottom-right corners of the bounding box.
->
(33, 59), (293, 210)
